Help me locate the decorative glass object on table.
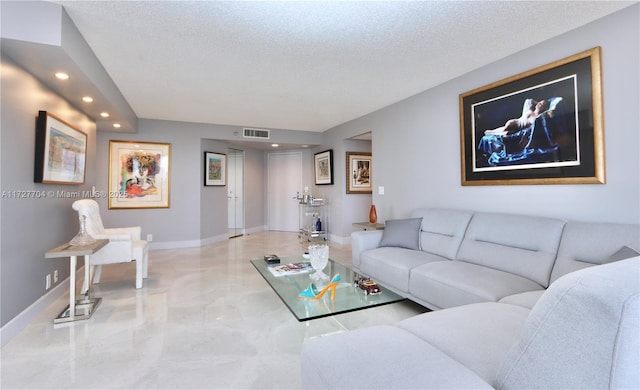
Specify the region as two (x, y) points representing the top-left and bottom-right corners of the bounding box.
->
(69, 215), (96, 246)
(308, 244), (329, 281)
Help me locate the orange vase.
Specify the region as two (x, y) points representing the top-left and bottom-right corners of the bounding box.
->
(369, 205), (377, 224)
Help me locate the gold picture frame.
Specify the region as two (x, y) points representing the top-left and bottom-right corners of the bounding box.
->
(459, 47), (605, 185)
(108, 140), (171, 209)
(346, 152), (372, 194)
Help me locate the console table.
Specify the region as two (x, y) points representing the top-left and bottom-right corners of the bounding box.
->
(352, 222), (385, 231)
(45, 239), (108, 323)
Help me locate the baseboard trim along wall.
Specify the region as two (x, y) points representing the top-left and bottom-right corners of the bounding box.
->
(148, 225), (268, 250)
(0, 268), (82, 347)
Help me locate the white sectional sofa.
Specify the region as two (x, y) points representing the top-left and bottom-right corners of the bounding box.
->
(352, 208), (639, 310)
(301, 208), (640, 389)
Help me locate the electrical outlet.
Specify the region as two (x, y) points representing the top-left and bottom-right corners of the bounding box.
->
(53, 270), (59, 283)
(147, 234), (153, 242)
(45, 274), (51, 290)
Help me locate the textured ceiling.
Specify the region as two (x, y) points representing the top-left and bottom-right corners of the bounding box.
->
(53, 0), (633, 132)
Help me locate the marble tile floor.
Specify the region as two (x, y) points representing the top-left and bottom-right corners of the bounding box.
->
(1, 231), (427, 389)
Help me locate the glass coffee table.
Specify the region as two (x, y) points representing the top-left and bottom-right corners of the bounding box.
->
(251, 255), (405, 321)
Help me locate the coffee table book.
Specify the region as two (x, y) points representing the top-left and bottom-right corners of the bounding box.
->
(267, 262), (313, 277)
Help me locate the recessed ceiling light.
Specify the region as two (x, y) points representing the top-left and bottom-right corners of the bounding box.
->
(100, 112), (110, 118)
(271, 144), (279, 147)
(82, 96), (93, 103)
(55, 72), (70, 80)
(301, 144), (309, 148)
(113, 123), (121, 128)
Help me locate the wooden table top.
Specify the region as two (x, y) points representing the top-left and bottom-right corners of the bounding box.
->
(45, 239), (109, 258)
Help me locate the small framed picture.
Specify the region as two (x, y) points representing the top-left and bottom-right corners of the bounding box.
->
(204, 151), (226, 186)
(314, 150), (333, 185)
(34, 111), (87, 184)
(346, 152), (372, 194)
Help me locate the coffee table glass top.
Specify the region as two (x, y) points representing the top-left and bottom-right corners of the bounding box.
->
(251, 255), (404, 321)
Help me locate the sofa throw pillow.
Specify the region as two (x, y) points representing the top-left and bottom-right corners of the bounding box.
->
(378, 217), (423, 250)
(607, 245), (640, 263)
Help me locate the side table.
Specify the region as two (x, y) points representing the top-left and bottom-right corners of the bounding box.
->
(45, 239), (108, 323)
(352, 222), (385, 231)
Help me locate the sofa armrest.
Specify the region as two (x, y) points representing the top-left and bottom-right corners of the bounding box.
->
(93, 233), (132, 242)
(352, 230), (383, 270)
(104, 226), (141, 241)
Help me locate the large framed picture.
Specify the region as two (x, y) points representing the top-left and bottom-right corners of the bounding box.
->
(108, 140), (171, 209)
(314, 149), (334, 185)
(204, 151), (226, 186)
(346, 152), (372, 194)
(34, 111), (87, 184)
(459, 47), (605, 185)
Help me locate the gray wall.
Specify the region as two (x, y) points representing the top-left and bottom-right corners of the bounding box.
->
(320, 5), (639, 230)
(200, 139), (233, 241)
(1, 54), (97, 326)
(200, 140), (267, 240)
(308, 139), (372, 241)
(96, 119), (321, 247)
(96, 121), (201, 246)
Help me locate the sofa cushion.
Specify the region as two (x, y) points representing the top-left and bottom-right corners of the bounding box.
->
(550, 222), (640, 283)
(411, 208), (474, 259)
(378, 217), (423, 250)
(360, 247), (447, 293)
(398, 302), (530, 387)
(498, 290), (544, 309)
(351, 230), (384, 270)
(300, 325), (493, 389)
(456, 212), (565, 287)
(497, 257), (640, 389)
(409, 261), (543, 309)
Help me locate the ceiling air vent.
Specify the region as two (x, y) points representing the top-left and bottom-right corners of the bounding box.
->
(243, 128), (270, 139)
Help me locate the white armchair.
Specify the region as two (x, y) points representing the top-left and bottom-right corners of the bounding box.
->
(72, 199), (149, 289)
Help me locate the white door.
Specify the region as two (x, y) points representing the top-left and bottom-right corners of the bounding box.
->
(267, 152), (302, 231)
(227, 149), (244, 237)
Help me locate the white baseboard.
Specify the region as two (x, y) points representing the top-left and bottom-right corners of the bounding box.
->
(329, 233), (350, 245)
(147, 226), (268, 250)
(0, 267), (83, 347)
(243, 225), (267, 235)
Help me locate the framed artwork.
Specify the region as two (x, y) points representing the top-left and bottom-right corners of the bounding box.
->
(314, 150), (334, 185)
(108, 140), (171, 209)
(346, 152), (372, 194)
(459, 47), (605, 185)
(34, 111), (87, 184)
(204, 151), (226, 186)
